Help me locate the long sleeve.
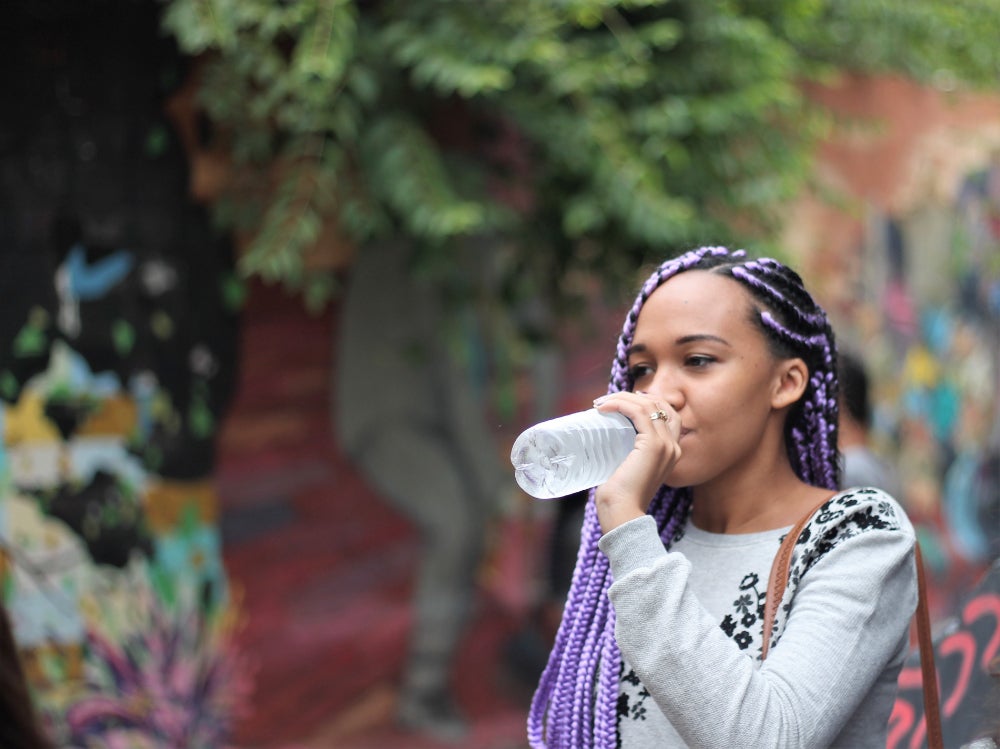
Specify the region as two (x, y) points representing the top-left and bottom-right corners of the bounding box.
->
(599, 490), (917, 748)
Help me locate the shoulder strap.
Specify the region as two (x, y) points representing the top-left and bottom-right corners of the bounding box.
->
(760, 494), (943, 749)
(760, 494), (829, 660)
(914, 543), (943, 749)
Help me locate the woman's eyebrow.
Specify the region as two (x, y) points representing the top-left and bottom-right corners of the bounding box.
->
(626, 334), (730, 358)
(676, 334), (731, 346)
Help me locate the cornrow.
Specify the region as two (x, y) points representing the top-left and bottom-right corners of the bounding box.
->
(528, 247), (840, 748)
(726, 260), (840, 489)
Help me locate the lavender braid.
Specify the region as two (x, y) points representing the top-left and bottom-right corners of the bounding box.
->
(527, 247), (840, 748)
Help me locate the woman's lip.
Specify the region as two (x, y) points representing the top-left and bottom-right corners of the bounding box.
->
(679, 428), (692, 438)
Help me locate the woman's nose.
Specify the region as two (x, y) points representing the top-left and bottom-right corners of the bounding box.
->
(647, 371), (683, 409)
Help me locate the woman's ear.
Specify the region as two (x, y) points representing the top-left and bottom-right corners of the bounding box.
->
(772, 358), (809, 410)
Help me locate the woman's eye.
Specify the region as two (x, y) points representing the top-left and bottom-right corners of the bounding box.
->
(627, 364), (653, 380)
(686, 355), (714, 368)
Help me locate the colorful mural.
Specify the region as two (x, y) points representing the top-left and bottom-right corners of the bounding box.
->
(0, 244), (247, 746)
(835, 155), (1000, 619)
(0, 2), (249, 745)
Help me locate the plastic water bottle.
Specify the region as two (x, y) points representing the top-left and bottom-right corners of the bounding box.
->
(510, 409), (636, 499)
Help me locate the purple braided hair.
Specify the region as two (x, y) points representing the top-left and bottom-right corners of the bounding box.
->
(527, 246), (840, 748)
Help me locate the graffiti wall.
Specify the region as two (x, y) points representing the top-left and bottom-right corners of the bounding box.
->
(815, 147), (1000, 749)
(0, 2), (248, 745)
(784, 76), (1000, 622)
(778, 76), (1000, 744)
(831, 156), (1000, 618)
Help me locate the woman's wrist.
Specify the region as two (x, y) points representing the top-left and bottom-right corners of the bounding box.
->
(595, 492), (646, 534)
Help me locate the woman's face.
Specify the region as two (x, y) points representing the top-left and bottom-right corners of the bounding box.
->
(628, 270), (796, 488)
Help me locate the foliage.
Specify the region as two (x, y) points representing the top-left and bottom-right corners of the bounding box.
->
(161, 0), (1000, 337)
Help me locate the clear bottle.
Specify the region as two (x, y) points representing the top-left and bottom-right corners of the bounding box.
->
(510, 408), (636, 499)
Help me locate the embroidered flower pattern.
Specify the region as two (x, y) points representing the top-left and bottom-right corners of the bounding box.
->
(718, 571), (767, 651)
(617, 488), (904, 736)
(767, 489), (901, 656)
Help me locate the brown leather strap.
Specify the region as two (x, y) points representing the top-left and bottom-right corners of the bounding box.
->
(760, 498), (943, 749)
(761, 495), (830, 660)
(914, 543), (943, 749)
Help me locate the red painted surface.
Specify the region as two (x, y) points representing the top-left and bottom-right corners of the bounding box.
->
(215, 280), (538, 748)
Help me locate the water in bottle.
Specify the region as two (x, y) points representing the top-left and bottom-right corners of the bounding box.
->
(510, 408), (636, 499)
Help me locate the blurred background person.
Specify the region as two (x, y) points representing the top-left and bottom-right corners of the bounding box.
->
(334, 239), (509, 742)
(838, 349), (903, 497)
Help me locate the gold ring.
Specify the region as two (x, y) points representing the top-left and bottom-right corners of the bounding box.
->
(649, 410), (670, 422)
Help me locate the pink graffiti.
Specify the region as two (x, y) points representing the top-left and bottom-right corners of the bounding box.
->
(887, 591), (1000, 748)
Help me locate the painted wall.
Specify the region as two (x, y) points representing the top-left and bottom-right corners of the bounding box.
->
(784, 74), (1000, 616)
(851, 171), (1000, 748)
(0, 3), (248, 745)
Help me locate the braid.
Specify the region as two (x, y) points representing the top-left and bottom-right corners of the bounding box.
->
(528, 247), (838, 747)
(725, 260), (840, 490)
(594, 613), (620, 746)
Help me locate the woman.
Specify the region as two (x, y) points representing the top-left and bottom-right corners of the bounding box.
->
(528, 246), (917, 748)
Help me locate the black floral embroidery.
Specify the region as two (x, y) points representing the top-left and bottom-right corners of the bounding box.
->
(671, 524), (687, 545)
(715, 569), (767, 652)
(616, 692), (630, 720)
(720, 614), (737, 637)
(766, 489), (903, 658)
(619, 666), (651, 727)
(615, 490), (905, 738)
(815, 507), (844, 524)
(619, 669), (654, 723)
(616, 667), (630, 749)
(631, 686), (650, 720)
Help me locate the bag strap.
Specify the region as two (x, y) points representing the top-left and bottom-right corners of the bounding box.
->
(913, 543), (943, 749)
(760, 495), (943, 749)
(760, 495), (829, 660)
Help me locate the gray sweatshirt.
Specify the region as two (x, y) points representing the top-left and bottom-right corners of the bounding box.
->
(599, 488), (917, 748)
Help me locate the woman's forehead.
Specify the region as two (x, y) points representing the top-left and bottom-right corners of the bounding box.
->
(638, 271), (754, 324)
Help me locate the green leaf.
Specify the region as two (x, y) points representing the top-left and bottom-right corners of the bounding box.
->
(161, 0), (1000, 369)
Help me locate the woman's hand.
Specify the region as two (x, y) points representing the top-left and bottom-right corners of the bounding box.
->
(592, 392), (682, 534)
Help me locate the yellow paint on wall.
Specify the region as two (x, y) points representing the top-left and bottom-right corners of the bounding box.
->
(902, 345), (940, 388)
(77, 395), (138, 438)
(143, 479), (219, 532)
(20, 641), (85, 688)
(3, 392), (59, 445)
